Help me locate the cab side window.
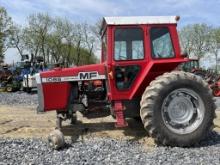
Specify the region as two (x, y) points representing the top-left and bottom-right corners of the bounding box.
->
(150, 27), (174, 58)
(102, 33), (107, 61)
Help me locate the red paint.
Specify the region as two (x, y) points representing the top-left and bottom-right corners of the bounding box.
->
(43, 82), (71, 111)
(113, 101), (128, 127)
(41, 64), (106, 78)
(212, 81), (220, 97)
(41, 64), (106, 111)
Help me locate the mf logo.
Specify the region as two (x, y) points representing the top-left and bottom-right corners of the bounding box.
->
(79, 72), (98, 80)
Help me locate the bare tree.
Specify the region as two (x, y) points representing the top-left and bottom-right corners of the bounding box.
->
(9, 24), (26, 57)
(191, 24), (212, 66)
(90, 19), (102, 53)
(209, 28), (220, 72)
(180, 24), (212, 67)
(22, 27), (40, 59)
(81, 23), (96, 56)
(179, 25), (194, 56)
(72, 23), (83, 66)
(58, 18), (75, 67)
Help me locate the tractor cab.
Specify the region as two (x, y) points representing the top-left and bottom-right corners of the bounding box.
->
(100, 16), (187, 101)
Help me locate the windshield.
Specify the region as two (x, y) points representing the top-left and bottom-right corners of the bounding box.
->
(114, 28), (144, 60)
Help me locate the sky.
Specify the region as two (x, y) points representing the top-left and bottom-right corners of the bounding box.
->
(1, 0), (220, 64)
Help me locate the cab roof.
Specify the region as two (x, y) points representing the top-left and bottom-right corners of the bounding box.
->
(101, 16), (180, 34)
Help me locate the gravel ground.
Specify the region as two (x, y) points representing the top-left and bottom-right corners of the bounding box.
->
(0, 93), (220, 164)
(0, 133), (220, 165)
(0, 92), (220, 109)
(0, 92), (38, 106)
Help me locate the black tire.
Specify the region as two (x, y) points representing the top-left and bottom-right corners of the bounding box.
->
(26, 87), (32, 93)
(6, 86), (13, 92)
(140, 71), (216, 147)
(70, 113), (77, 125)
(133, 116), (142, 121)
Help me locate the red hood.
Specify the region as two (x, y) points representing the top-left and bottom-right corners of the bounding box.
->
(40, 63), (106, 78)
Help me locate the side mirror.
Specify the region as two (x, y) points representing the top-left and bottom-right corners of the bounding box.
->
(181, 51), (188, 58)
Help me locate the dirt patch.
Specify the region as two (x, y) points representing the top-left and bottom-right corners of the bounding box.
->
(0, 105), (219, 148)
(0, 105), (55, 139)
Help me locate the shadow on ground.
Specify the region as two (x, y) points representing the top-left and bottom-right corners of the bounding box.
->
(61, 117), (148, 143)
(60, 108), (220, 148)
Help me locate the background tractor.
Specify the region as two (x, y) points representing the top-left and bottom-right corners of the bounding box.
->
(35, 16), (216, 149)
(0, 65), (21, 92)
(179, 59), (220, 97)
(178, 58), (207, 78)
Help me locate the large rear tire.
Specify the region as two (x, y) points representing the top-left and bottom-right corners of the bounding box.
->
(140, 71), (216, 147)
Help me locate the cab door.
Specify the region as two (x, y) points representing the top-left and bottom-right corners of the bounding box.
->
(108, 26), (149, 100)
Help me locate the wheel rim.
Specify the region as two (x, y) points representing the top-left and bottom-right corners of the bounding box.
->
(161, 88), (205, 135)
(7, 87), (12, 92)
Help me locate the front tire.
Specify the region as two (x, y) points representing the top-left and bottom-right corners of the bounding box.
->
(48, 129), (65, 150)
(6, 86), (13, 92)
(140, 71), (216, 147)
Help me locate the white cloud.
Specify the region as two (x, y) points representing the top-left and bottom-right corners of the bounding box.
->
(0, 0), (44, 24)
(0, 0), (126, 24)
(1, 0), (219, 26)
(4, 48), (20, 64)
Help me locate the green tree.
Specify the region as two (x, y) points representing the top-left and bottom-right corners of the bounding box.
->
(69, 47), (98, 66)
(8, 12), (99, 66)
(46, 33), (63, 64)
(54, 17), (75, 67)
(24, 13), (52, 64)
(0, 6), (13, 63)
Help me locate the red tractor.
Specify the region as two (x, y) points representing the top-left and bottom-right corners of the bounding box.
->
(35, 16), (216, 149)
(209, 75), (220, 97)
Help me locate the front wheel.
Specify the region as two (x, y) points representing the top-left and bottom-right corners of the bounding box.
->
(140, 71), (216, 147)
(48, 129), (65, 150)
(6, 86), (13, 92)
